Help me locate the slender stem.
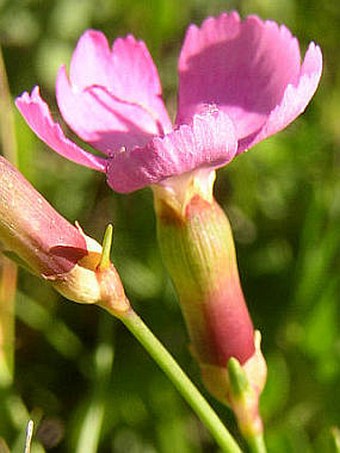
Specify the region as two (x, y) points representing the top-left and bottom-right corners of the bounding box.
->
(0, 46), (18, 166)
(246, 433), (267, 453)
(0, 45), (18, 387)
(114, 308), (242, 453)
(0, 255), (17, 386)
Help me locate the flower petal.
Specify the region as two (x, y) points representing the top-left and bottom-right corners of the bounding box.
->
(15, 87), (106, 172)
(177, 12), (303, 141)
(238, 42), (323, 152)
(106, 108), (237, 193)
(56, 65), (161, 154)
(57, 30), (172, 142)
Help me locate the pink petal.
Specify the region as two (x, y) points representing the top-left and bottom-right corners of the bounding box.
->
(238, 42), (323, 152)
(177, 12), (303, 141)
(61, 30), (171, 135)
(106, 108), (237, 193)
(15, 87), (106, 172)
(56, 66), (161, 154)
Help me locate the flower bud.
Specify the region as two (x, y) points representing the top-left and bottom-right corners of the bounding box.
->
(153, 170), (266, 409)
(0, 156), (129, 313)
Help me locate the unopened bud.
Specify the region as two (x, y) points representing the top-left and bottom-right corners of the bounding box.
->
(0, 156), (129, 313)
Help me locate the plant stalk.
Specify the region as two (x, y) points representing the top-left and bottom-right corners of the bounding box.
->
(112, 308), (243, 453)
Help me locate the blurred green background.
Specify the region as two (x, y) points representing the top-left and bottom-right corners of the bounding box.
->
(0, 0), (339, 451)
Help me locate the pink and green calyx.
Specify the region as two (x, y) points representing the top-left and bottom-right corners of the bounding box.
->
(153, 171), (266, 409)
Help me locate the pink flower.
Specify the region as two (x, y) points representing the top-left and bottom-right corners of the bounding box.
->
(16, 12), (322, 193)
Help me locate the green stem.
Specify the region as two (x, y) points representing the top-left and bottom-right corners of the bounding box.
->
(0, 255), (16, 386)
(0, 46), (18, 166)
(115, 308), (242, 453)
(0, 45), (18, 387)
(246, 433), (267, 453)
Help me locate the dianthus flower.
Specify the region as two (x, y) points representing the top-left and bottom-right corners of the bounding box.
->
(16, 12), (322, 194)
(16, 12), (322, 429)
